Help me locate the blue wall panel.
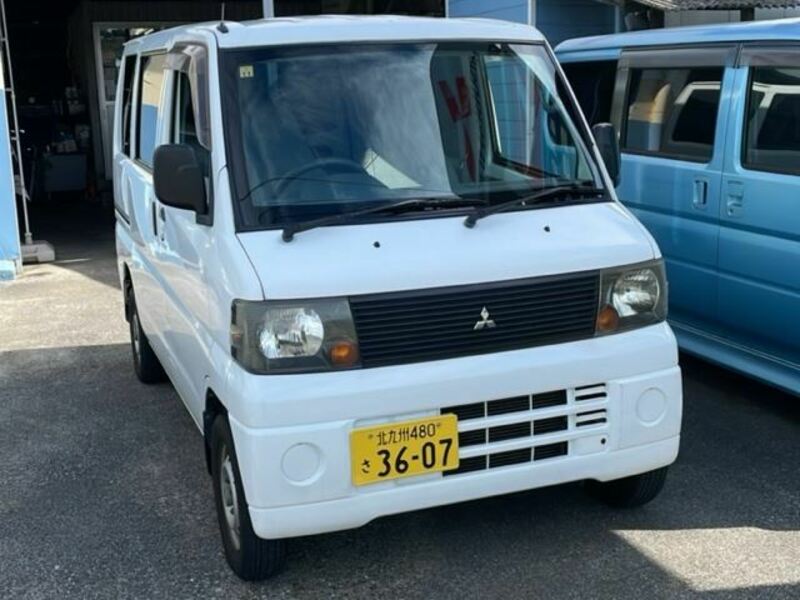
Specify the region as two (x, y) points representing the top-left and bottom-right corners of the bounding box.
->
(0, 92), (20, 279)
(536, 0), (616, 45)
(449, 0), (529, 24)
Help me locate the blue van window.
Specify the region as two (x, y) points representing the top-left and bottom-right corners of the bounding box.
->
(623, 67), (722, 162)
(744, 66), (800, 175)
(561, 61), (618, 126)
(136, 53), (167, 168)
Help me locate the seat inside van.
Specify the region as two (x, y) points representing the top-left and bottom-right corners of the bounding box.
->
(625, 68), (721, 161)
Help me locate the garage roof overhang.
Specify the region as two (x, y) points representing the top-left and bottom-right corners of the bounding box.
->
(632, 0), (800, 9)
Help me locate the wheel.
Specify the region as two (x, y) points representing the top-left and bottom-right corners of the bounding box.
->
(125, 282), (166, 384)
(585, 467), (669, 508)
(211, 414), (287, 581)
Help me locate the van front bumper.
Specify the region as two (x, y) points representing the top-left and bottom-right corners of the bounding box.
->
(222, 323), (682, 539)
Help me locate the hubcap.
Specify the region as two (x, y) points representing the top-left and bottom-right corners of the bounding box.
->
(220, 445), (241, 551)
(131, 312), (141, 357)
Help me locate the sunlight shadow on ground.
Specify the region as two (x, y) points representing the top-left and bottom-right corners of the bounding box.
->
(615, 527), (800, 593)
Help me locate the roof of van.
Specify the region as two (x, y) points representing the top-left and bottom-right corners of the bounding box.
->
(128, 15), (545, 51)
(556, 17), (800, 55)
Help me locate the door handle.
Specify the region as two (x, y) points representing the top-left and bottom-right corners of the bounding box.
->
(159, 206), (166, 222)
(726, 181), (744, 217)
(692, 179), (708, 209)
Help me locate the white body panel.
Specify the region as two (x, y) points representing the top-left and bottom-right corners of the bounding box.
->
(237, 202), (657, 299)
(113, 16), (682, 541)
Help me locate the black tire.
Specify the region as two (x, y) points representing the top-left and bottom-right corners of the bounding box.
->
(585, 467), (669, 508)
(125, 282), (166, 384)
(210, 415), (287, 581)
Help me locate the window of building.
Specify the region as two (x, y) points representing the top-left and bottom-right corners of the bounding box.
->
(136, 53), (167, 168)
(623, 67), (723, 162)
(744, 66), (800, 175)
(120, 55), (137, 157)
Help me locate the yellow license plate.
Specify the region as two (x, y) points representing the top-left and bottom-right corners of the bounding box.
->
(350, 415), (460, 486)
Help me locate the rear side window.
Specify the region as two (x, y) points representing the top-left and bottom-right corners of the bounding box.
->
(120, 55), (137, 156)
(136, 53), (168, 167)
(623, 67), (723, 162)
(744, 66), (800, 175)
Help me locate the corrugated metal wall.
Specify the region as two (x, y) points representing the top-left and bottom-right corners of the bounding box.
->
(535, 0), (617, 45)
(448, 0), (530, 24)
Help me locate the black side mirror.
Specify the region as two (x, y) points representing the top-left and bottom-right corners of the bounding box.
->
(592, 123), (621, 188)
(153, 144), (207, 214)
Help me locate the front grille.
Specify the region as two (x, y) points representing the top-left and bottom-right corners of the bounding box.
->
(535, 442), (568, 461)
(350, 272), (599, 368)
(442, 384), (609, 477)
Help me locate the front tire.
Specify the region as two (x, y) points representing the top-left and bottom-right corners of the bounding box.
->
(126, 283), (166, 384)
(211, 415), (287, 581)
(585, 467), (669, 508)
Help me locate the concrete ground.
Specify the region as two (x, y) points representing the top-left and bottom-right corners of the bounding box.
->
(1, 202), (799, 599)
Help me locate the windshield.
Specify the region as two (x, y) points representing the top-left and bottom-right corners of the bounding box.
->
(221, 42), (603, 230)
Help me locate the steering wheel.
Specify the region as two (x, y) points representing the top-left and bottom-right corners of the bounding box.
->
(273, 157), (366, 196)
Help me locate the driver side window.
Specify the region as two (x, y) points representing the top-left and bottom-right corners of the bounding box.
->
(171, 70), (213, 221)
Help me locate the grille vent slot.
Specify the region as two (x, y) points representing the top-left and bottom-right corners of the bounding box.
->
(534, 415), (568, 435)
(575, 384), (608, 402)
(489, 448), (531, 468)
(487, 396), (529, 416)
(489, 422), (531, 442)
(576, 409), (608, 428)
(534, 442), (568, 461)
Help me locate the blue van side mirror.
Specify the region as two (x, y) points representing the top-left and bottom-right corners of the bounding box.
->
(592, 123), (621, 188)
(153, 144), (207, 214)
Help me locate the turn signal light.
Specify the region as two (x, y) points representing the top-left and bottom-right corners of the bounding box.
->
(329, 341), (359, 367)
(596, 304), (620, 334)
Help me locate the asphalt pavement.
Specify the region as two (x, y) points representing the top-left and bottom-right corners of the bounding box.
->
(1, 204), (798, 599)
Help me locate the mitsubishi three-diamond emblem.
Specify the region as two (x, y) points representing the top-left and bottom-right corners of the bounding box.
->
(473, 306), (496, 330)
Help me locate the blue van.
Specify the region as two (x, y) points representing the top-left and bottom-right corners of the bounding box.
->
(556, 20), (800, 395)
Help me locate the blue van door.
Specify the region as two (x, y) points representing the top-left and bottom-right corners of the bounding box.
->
(718, 47), (800, 368)
(615, 47), (737, 333)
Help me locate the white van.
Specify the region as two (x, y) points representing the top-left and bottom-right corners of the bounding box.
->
(114, 16), (682, 580)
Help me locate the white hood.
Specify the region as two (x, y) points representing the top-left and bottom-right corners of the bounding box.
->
(237, 202), (657, 300)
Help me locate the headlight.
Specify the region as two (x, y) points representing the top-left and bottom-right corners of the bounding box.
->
(231, 298), (360, 374)
(596, 260), (667, 335)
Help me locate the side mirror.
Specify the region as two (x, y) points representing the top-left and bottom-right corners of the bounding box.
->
(153, 144), (207, 214)
(592, 123), (621, 188)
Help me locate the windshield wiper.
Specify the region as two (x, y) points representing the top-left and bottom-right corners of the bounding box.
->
(463, 184), (605, 229)
(281, 197), (488, 242)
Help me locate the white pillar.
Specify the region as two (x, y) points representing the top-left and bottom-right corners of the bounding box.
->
(263, 0), (275, 18)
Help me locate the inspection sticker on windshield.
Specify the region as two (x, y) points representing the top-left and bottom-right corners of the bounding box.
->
(350, 415), (459, 486)
(239, 65), (254, 79)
